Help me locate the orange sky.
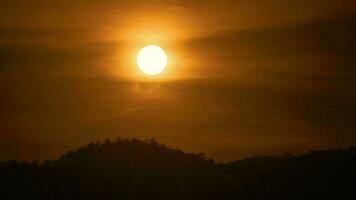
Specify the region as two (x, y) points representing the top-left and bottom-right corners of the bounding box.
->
(0, 0), (355, 161)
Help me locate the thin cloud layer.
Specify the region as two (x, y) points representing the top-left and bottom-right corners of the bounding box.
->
(0, 1), (355, 161)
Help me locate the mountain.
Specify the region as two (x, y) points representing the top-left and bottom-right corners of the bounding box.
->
(0, 138), (355, 200)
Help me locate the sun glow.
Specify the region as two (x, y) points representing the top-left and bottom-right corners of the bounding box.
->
(137, 45), (167, 76)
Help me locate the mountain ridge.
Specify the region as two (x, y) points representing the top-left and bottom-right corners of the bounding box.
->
(1, 138), (355, 200)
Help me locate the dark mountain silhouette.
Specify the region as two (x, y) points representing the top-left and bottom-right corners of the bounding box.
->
(0, 138), (355, 200)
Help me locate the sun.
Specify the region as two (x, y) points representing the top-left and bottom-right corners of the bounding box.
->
(137, 45), (167, 76)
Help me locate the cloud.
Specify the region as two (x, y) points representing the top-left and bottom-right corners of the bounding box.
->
(0, 7), (355, 161)
(181, 14), (356, 85)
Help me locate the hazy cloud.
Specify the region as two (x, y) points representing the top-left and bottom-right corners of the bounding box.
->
(0, 2), (355, 161)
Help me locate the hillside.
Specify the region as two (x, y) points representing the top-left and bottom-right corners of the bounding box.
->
(0, 138), (355, 200)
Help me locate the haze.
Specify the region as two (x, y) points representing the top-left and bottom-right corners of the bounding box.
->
(0, 0), (355, 161)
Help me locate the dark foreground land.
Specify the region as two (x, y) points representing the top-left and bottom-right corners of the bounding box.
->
(1, 138), (355, 200)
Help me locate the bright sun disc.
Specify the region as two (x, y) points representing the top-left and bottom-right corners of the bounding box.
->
(137, 45), (167, 76)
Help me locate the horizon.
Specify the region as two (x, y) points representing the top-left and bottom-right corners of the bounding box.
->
(3, 137), (356, 163)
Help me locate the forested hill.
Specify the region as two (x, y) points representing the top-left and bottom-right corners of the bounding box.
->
(1, 138), (355, 200)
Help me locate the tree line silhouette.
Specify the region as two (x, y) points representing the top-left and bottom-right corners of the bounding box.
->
(0, 138), (355, 200)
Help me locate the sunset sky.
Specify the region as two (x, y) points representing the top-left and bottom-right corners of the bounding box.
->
(0, 0), (355, 161)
